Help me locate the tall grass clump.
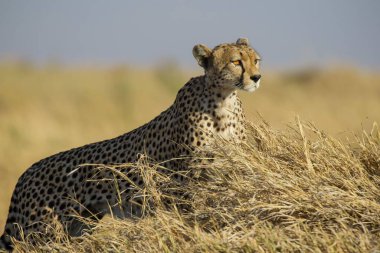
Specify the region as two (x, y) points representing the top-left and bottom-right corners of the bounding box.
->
(9, 119), (380, 253)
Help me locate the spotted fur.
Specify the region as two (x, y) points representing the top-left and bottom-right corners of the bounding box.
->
(0, 38), (261, 250)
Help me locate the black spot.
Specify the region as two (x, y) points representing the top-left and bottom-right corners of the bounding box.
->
(48, 200), (55, 208)
(59, 203), (66, 211)
(7, 216), (16, 223)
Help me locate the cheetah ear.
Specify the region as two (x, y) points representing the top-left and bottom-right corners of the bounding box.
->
(236, 38), (249, 46)
(192, 44), (211, 69)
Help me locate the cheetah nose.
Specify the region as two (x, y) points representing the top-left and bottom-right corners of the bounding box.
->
(250, 74), (261, 83)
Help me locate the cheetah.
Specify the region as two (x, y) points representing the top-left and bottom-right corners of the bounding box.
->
(0, 38), (261, 250)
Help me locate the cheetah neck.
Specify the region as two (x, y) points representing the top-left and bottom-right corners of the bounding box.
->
(174, 76), (246, 144)
(200, 81), (246, 141)
(208, 87), (237, 111)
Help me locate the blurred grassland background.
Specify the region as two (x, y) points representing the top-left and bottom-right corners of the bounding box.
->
(0, 61), (379, 231)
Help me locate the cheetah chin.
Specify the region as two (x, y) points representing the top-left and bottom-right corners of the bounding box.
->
(243, 79), (260, 92)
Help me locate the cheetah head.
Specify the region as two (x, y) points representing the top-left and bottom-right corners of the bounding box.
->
(193, 38), (261, 92)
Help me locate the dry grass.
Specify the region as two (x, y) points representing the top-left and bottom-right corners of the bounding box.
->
(8, 119), (380, 252)
(0, 62), (379, 252)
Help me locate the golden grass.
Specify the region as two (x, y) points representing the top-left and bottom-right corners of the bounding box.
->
(8, 120), (380, 252)
(0, 62), (379, 251)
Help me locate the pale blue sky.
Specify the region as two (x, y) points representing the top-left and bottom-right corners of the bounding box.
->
(0, 0), (379, 70)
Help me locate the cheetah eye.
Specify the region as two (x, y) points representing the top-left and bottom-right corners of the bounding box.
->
(231, 60), (241, 66)
(254, 59), (261, 65)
